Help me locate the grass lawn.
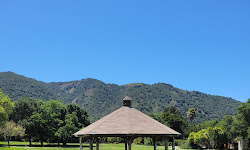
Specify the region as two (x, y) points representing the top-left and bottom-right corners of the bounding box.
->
(0, 141), (198, 150)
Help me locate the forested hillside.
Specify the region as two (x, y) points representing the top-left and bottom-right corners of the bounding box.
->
(0, 71), (241, 123)
(0, 72), (58, 101)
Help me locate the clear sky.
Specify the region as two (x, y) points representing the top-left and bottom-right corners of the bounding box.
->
(0, 0), (249, 102)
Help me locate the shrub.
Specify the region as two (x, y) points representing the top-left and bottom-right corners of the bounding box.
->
(178, 139), (192, 149)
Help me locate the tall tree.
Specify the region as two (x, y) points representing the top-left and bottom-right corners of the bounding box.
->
(28, 100), (50, 146)
(233, 99), (250, 149)
(187, 108), (196, 123)
(55, 104), (90, 145)
(55, 113), (78, 146)
(0, 90), (14, 127)
(66, 103), (90, 128)
(160, 106), (187, 136)
(43, 100), (66, 143)
(10, 97), (41, 146)
(10, 97), (41, 122)
(29, 111), (49, 146)
(221, 115), (236, 149)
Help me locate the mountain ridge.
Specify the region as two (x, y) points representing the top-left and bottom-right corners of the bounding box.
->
(0, 71), (241, 123)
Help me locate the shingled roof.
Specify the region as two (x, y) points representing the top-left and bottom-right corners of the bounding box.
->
(123, 95), (132, 101)
(74, 96), (181, 137)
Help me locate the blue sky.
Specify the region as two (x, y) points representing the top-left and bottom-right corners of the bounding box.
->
(0, 0), (249, 102)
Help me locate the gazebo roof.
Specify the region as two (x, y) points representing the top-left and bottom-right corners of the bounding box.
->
(123, 95), (132, 101)
(74, 98), (181, 137)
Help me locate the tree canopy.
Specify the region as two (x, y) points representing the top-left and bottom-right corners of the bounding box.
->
(10, 97), (90, 146)
(233, 98), (250, 148)
(187, 108), (196, 123)
(0, 90), (14, 127)
(0, 120), (25, 147)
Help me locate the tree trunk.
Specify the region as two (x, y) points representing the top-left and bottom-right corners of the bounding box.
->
(41, 139), (43, 147)
(8, 136), (10, 147)
(234, 143), (237, 150)
(63, 141), (66, 146)
(29, 136), (32, 146)
(248, 139), (250, 150)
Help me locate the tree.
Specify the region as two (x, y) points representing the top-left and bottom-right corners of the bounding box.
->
(194, 129), (210, 149)
(28, 100), (50, 147)
(160, 106), (188, 136)
(10, 97), (41, 122)
(66, 104), (90, 128)
(0, 90), (14, 127)
(10, 98), (42, 146)
(188, 127), (225, 149)
(0, 105), (7, 127)
(43, 100), (66, 144)
(209, 127), (226, 149)
(187, 108), (196, 123)
(55, 113), (78, 146)
(221, 115), (236, 149)
(0, 121), (25, 147)
(233, 99), (250, 149)
(187, 132), (196, 148)
(54, 104), (90, 146)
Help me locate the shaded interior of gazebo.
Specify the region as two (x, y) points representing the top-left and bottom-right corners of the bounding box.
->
(74, 96), (181, 150)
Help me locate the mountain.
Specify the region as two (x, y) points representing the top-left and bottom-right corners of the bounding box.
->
(0, 71), (241, 123)
(0, 72), (58, 101)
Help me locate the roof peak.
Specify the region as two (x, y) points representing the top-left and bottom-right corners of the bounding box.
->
(123, 95), (132, 101)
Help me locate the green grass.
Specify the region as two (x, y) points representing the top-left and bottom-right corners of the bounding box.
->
(0, 141), (81, 146)
(0, 141), (197, 150)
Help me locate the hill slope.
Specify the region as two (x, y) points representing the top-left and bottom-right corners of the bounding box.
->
(0, 72), (241, 123)
(0, 72), (58, 101)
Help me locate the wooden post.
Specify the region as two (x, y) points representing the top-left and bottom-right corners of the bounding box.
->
(125, 140), (128, 150)
(128, 138), (132, 150)
(80, 137), (83, 150)
(164, 138), (168, 150)
(153, 138), (157, 150)
(172, 137), (175, 150)
(96, 137), (99, 150)
(89, 138), (93, 150)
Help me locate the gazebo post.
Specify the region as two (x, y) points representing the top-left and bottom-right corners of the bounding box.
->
(96, 137), (99, 150)
(164, 138), (168, 150)
(172, 137), (175, 150)
(153, 138), (157, 150)
(89, 137), (93, 150)
(125, 138), (128, 150)
(128, 138), (132, 150)
(80, 137), (83, 150)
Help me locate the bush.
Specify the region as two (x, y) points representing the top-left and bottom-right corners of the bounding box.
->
(178, 139), (192, 149)
(107, 137), (123, 143)
(144, 137), (153, 145)
(133, 137), (144, 145)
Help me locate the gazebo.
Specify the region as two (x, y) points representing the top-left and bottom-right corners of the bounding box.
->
(74, 96), (181, 150)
